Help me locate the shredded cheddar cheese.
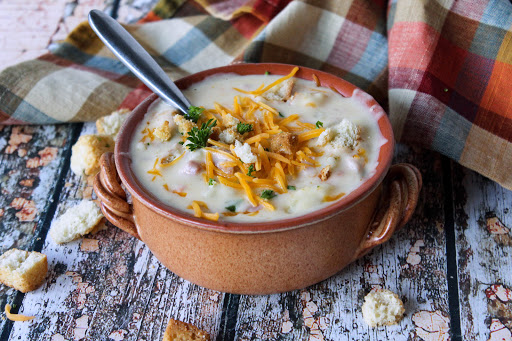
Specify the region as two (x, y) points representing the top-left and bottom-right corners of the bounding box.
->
(188, 201), (219, 221)
(5, 304), (34, 322)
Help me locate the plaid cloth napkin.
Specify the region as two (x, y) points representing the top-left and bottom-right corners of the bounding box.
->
(1, 0), (512, 190)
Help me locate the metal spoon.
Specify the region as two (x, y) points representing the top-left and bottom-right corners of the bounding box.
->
(88, 9), (191, 115)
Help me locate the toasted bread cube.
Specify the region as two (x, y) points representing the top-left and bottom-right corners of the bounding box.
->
(268, 132), (298, 155)
(96, 108), (130, 140)
(154, 120), (172, 142)
(234, 140), (257, 163)
(70, 135), (115, 176)
(219, 126), (242, 144)
(222, 114), (240, 127)
(318, 165), (331, 181)
(261, 79), (295, 101)
(362, 289), (405, 327)
(49, 200), (104, 244)
(0, 249), (47, 293)
(317, 119), (359, 150)
(163, 319), (210, 341)
(173, 115), (196, 136)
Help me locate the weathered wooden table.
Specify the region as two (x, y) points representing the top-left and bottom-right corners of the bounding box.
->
(1, 1), (511, 340)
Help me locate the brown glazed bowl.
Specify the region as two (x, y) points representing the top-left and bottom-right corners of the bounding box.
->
(94, 63), (422, 295)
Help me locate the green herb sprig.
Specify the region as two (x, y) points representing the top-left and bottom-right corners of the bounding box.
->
(237, 122), (253, 134)
(260, 190), (276, 200)
(247, 164), (255, 176)
(316, 121), (324, 128)
(186, 119), (217, 151)
(225, 205), (236, 212)
(186, 106), (204, 123)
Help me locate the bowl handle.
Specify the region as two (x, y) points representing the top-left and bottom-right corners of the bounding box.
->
(354, 163), (422, 259)
(93, 152), (141, 240)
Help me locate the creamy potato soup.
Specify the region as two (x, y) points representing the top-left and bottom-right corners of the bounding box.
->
(130, 68), (386, 222)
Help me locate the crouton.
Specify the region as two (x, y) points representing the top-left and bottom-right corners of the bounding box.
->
(70, 135), (115, 176)
(234, 140), (257, 163)
(219, 126), (242, 144)
(96, 108), (130, 140)
(261, 79), (295, 101)
(362, 289), (405, 327)
(154, 120), (172, 141)
(222, 114), (240, 127)
(317, 119), (359, 150)
(268, 132), (298, 155)
(163, 319), (210, 341)
(173, 115), (196, 135)
(49, 200), (104, 244)
(0, 249), (47, 293)
(318, 165), (331, 181)
(209, 126), (221, 141)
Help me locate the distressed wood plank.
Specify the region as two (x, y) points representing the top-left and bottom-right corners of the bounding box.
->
(0, 123), (77, 337)
(9, 123), (225, 340)
(452, 163), (512, 340)
(233, 145), (452, 341)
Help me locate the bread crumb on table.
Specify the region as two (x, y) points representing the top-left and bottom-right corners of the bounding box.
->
(96, 108), (130, 140)
(49, 200), (104, 244)
(0, 249), (47, 293)
(362, 288), (405, 327)
(162, 319), (210, 341)
(70, 135), (114, 176)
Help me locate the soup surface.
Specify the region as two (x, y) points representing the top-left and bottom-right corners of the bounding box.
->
(129, 69), (386, 222)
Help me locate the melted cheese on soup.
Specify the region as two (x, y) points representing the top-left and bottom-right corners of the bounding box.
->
(129, 69), (386, 222)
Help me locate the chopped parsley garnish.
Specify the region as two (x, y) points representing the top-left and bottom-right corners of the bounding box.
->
(260, 190), (276, 200)
(237, 122), (253, 134)
(278, 112), (284, 117)
(225, 205), (236, 212)
(287, 185), (296, 190)
(265, 71), (270, 75)
(178, 141), (184, 145)
(185, 106), (204, 123)
(247, 164), (255, 176)
(208, 178), (216, 186)
(186, 119), (217, 151)
(316, 121), (324, 128)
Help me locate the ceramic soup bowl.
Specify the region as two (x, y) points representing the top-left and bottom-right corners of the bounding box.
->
(93, 63), (422, 295)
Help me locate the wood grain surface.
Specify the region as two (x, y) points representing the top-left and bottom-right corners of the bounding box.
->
(1, 0), (511, 340)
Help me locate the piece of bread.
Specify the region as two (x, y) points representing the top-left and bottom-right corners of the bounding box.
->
(233, 140), (257, 163)
(163, 319), (210, 341)
(0, 248), (47, 293)
(222, 114), (240, 127)
(318, 165), (331, 181)
(219, 126), (242, 144)
(49, 200), (104, 244)
(317, 119), (360, 150)
(154, 120), (172, 142)
(96, 108), (130, 140)
(362, 289), (405, 327)
(268, 132), (298, 155)
(261, 79), (294, 101)
(173, 114), (196, 135)
(70, 134), (115, 176)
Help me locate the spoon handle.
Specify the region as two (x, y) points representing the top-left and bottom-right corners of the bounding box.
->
(88, 10), (191, 115)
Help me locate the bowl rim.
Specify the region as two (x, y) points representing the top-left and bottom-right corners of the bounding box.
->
(115, 63), (395, 234)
